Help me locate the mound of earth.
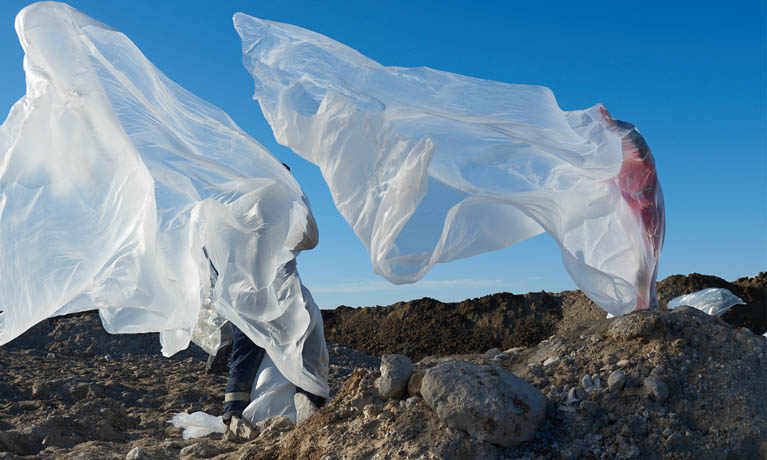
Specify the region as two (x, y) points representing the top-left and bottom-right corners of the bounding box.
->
(322, 273), (766, 359)
(0, 273), (764, 459)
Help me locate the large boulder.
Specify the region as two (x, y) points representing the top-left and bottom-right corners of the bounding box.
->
(421, 360), (546, 447)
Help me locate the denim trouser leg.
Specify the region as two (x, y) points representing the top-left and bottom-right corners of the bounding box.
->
(223, 325), (265, 422)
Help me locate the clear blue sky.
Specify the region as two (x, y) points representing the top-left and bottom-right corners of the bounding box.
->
(0, 1), (764, 309)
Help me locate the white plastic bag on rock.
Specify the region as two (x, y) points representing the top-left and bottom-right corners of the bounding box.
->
(233, 14), (666, 316)
(0, 2), (328, 398)
(667, 288), (745, 317)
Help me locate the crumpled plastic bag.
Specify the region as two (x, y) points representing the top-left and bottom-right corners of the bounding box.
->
(667, 288), (745, 317)
(168, 412), (227, 440)
(233, 14), (665, 316)
(0, 2), (327, 398)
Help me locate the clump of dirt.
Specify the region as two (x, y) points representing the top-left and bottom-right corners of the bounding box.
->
(322, 273), (766, 359)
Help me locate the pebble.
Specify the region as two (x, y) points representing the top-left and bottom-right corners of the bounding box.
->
(125, 447), (148, 460)
(607, 370), (626, 391)
(617, 359), (630, 367)
(643, 376), (669, 402)
(543, 357), (559, 367)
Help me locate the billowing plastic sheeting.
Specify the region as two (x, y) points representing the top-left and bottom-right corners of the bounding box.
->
(667, 288), (745, 317)
(234, 14), (665, 316)
(0, 2), (328, 398)
(243, 353), (298, 423)
(168, 412), (227, 440)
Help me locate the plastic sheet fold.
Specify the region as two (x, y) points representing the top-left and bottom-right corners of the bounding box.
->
(0, 2), (328, 398)
(234, 14), (665, 316)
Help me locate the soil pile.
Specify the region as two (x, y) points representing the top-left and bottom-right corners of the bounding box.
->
(322, 273), (766, 359)
(0, 272), (763, 459)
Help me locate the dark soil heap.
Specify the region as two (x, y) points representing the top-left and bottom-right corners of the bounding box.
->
(322, 273), (766, 359)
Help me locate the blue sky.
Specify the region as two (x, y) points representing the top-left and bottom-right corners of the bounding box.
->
(0, 1), (764, 309)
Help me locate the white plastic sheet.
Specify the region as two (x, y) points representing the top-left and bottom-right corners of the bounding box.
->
(168, 412), (227, 440)
(667, 288), (745, 317)
(234, 14), (666, 316)
(0, 2), (328, 398)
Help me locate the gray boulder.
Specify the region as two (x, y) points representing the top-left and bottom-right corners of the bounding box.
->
(376, 354), (414, 399)
(421, 360), (547, 447)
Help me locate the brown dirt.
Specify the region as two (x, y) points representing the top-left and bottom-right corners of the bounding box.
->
(0, 272), (763, 459)
(322, 273), (766, 359)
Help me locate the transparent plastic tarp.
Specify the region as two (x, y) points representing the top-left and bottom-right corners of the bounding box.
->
(0, 2), (328, 398)
(234, 14), (665, 316)
(667, 288), (745, 317)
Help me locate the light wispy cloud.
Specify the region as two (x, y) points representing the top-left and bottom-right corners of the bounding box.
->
(310, 278), (508, 294)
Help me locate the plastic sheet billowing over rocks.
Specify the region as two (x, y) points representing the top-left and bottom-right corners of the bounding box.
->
(234, 14), (665, 316)
(0, 2), (328, 399)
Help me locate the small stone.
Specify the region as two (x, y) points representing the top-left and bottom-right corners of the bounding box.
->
(399, 396), (420, 409)
(565, 388), (579, 405)
(294, 392), (318, 425)
(483, 348), (501, 359)
(617, 359), (630, 367)
(179, 442), (217, 458)
(376, 354), (414, 399)
(227, 417), (259, 442)
(643, 376), (669, 402)
(362, 404), (380, 418)
(72, 383), (90, 400)
(608, 370), (626, 391)
(126, 447), (149, 460)
(46, 352), (55, 359)
(581, 374), (594, 391)
(543, 356), (559, 367)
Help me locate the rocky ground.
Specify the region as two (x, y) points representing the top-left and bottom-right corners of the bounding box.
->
(0, 273), (764, 459)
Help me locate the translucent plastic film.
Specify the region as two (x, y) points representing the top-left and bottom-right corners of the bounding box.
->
(234, 14), (665, 316)
(0, 2), (328, 397)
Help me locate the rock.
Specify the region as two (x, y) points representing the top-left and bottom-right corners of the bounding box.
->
(125, 447), (150, 460)
(407, 370), (425, 397)
(420, 359), (547, 447)
(294, 392), (318, 425)
(607, 370), (626, 391)
(643, 376), (669, 402)
(483, 348), (501, 359)
(565, 387), (579, 405)
(399, 396), (420, 409)
(376, 354), (413, 399)
(543, 356), (559, 367)
(179, 442), (218, 458)
(362, 404), (380, 418)
(617, 359), (630, 367)
(581, 374), (595, 391)
(226, 417), (259, 442)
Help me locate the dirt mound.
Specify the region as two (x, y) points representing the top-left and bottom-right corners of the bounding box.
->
(321, 291), (599, 361)
(0, 273), (764, 459)
(322, 273), (766, 359)
(657, 272), (766, 334)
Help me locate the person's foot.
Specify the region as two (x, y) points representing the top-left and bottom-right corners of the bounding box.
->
(293, 392), (319, 425)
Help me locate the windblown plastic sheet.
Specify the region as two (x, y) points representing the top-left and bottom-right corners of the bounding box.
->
(0, 2), (328, 399)
(234, 14), (666, 316)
